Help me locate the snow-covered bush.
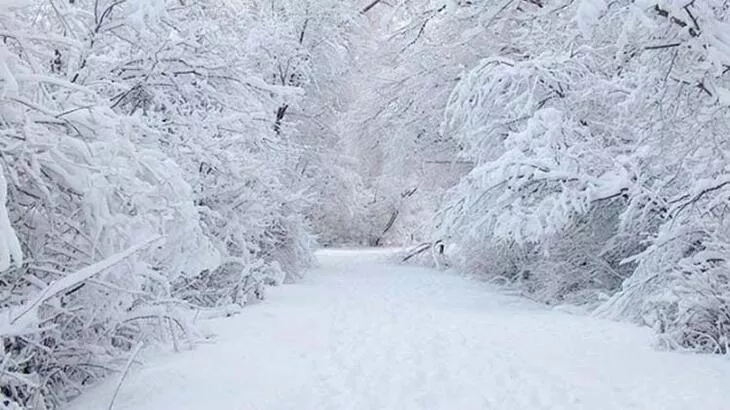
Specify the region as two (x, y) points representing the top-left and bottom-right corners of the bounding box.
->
(428, 0), (730, 351)
(60, 0), (317, 294)
(437, 50), (637, 302)
(0, 4), (223, 407)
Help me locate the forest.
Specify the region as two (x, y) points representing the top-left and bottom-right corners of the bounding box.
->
(1, 0), (729, 408)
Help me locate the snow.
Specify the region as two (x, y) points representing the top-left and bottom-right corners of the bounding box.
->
(0, 166), (21, 273)
(575, 0), (607, 36)
(66, 249), (730, 410)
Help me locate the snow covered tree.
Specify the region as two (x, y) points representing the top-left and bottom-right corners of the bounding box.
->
(430, 0), (730, 350)
(330, 0), (482, 246)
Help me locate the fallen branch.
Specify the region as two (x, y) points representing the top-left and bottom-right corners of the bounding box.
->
(402, 242), (432, 262)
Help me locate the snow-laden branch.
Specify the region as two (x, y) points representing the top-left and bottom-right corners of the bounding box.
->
(7, 236), (163, 330)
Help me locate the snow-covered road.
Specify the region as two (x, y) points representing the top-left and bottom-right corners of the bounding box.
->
(68, 249), (730, 410)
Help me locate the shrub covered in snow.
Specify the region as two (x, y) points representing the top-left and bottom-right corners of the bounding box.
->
(430, 0), (730, 352)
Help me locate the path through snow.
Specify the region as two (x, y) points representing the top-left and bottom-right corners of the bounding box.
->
(68, 249), (730, 410)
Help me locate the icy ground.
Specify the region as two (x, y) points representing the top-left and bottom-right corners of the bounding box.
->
(67, 249), (730, 410)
